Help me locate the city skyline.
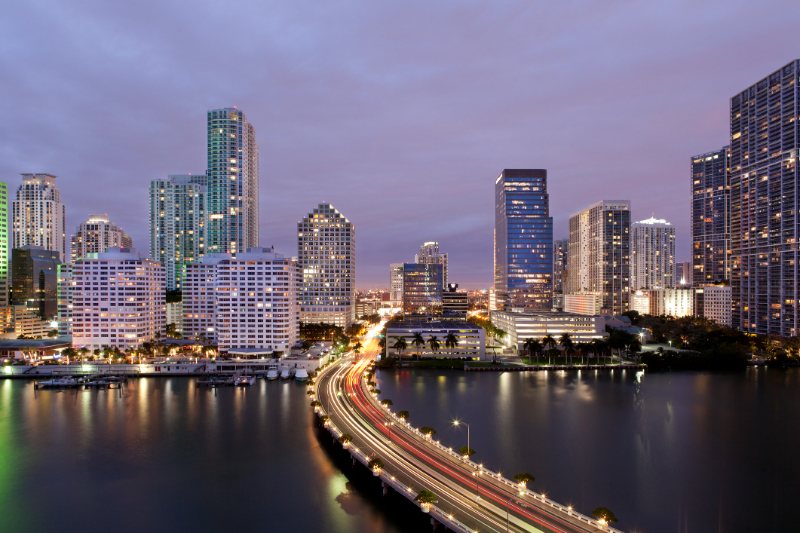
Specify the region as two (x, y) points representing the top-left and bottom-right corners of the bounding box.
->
(2, 2), (799, 288)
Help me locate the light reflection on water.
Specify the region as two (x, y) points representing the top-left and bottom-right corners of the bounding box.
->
(377, 367), (800, 533)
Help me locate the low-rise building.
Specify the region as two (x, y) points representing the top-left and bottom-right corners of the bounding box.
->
(694, 285), (731, 326)
(385, 319), (485, 360)
(355, 299), (378, 317)
(564, 293), (601, 316)
(442, 283), (468, 319)
(491, 309), (607, 350)
(12, 305), (54, 338)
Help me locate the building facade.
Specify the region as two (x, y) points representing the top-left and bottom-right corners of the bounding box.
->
(635, 288), (694, 318)
(730, 60), (800, 336)
(0, 181), (8, 311)
(297, 204), (355, 327)
(12, 174), (66, 261)
(386, 319), (485, 360)
(57, 263), (72, 336)
(631, 217), (676, 291)
(677, 261), (692, 287)
(491, 310), (607, 350)
(213, 248), (300, 353)
(11, 246), (60, 319)
(563, 293), (601, 316)
(691, 147), (730, 286)
(206, 108), (258, 256)
(553, 237), (568, 295)
(442, 283), (468, 319)
(694, 285), (732, 326)
(149, 174), (208, 290)
(182, 253), (230, 344)
(416, 242), (448, 289)
(389, 263), (404, 307)
(70, 248), (166, 350)
(494, 169), (553, 310)
(71, 214), (132, 263)
(402, 263), (443, 315)
(567, 200), (631, 315)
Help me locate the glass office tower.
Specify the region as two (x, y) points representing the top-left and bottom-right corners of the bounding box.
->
(494, 169), (553, 310)
(402, 263), (443, 315)
(691, 146), (730, 286)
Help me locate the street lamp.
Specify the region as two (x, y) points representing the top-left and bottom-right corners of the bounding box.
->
(384, 418), (394, 444)
(453, 419), (470, 460)
(472, 469), (482, 500)
(505, 494), (521, 532)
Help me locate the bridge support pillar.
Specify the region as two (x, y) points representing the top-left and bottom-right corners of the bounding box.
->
(352, 457), (356, 467)
(381, 481), (387, 496)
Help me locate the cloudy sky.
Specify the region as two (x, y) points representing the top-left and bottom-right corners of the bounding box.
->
(1, 0), (798, 289)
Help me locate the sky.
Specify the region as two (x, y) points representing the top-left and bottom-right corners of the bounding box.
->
(1, 0), (799, 290)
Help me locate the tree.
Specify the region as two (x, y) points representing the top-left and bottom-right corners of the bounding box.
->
(458, 445), (476, 457)
(353, 342), (363, 356)
(559, 333), (573, 365)
(310, 400), (321, 407)
(420, 426), (436, 437)
(339, 434), (353, 445)
(412, 332), (425, 360)
(445, 332), (459, 354)
(392, 337), (408, 359)
(542, 335), (557, 364)
(522, 338), (538, 364)
(47, 329), (59, 338)
(591, 507), (618, 524)
(368, 457), (384, 471)
(512, 473), (535, 486)
(398, 410), (409, 421)
(380, 399), (393, 406)
(429, 335), (440, 355)
(414, 490), (437, 506)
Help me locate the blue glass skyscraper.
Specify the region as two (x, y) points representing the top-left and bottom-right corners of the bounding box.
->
(494, 169), (553, 310)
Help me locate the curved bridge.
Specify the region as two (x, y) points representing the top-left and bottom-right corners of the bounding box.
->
(313, 346), (624, 533)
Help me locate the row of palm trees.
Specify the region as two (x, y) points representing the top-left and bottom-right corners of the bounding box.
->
(391, 332), (460, 360)
(521, 333), (631, 366)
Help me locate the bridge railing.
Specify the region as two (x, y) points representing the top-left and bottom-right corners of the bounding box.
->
(370, 376), (624, 533)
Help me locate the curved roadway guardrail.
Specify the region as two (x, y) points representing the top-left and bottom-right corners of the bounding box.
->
(313, 355), (624, 533)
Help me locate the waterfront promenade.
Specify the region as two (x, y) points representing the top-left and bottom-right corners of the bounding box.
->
(314, 334), (623, 533)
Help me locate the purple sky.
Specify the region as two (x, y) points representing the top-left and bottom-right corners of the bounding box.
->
(2, 1), (798, 289)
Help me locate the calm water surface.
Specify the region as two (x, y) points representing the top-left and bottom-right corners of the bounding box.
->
(1, 368), (798, 533)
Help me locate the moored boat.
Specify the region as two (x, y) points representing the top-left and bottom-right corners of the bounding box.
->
(235, 375), (256, 386)
(295, 368), (308, 382)
(280, 369), (291, 380)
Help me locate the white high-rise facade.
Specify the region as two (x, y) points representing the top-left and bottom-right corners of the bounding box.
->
(213, 248), (300, 353)
(149, 175), (208, 290)
(13, 174), (66, 261)
(298, 204), (355, 328)
(70, 248), (166, 349)
(71, 214), (132, 264)
(206, 108), (258, 256)
(389, 263), (404, 307)
(416, 241), (448, 290)
(0, 181), (9, 312)
(182, 253), (230, 344)
(631, 217), (676, 291)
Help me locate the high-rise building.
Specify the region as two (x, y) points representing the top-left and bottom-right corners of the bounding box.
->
(12, 174), (66, 261)
(416, 242), (448, 289)
(11, 245), (60, 319)
(694, 285), (732, 327)
(567, 200), (631, 315)
(553, 238), (569, 294)
(182, 253), (230, 344)
(691, 147), (730, 286)
(206, 108), (258, 256)
(389, 263), (404, 307)
(631, 217), (676, 291)
(402, 263), (443, 315)
(213, 247), (300, 353)
(56, 264), (73, 336)
(149, 174), (208, 290)
(730, 60), (800, 336)
(442, 283), (468, 319)
(71, 214), (132, 264)
(0, 181), (9, 311)
(677, 261), (692, 287)
(70, 248), (165, 349)
(494, 169), (553, 310)
(297, 204), (355, 328)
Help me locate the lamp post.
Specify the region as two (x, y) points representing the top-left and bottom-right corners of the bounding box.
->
(384, 418), (394, 444)
(472, 469), (482, 500)
(505, 494), (521, 532)
(453, 420), (470, 459)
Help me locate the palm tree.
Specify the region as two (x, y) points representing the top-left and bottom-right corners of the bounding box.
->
(542, 335), (557, 365)
(522, 338), (537, 365)
(444, 332), (459, 355)
(559, 333), (573, 365)
(429, 336), (440, 356)
(353, 342), (363, 357)
(392, 337), (407, 359)
(412, 332), (426, 361)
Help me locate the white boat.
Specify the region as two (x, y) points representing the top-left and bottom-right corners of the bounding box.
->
(38, 377), (76, 388)
(235, 375), (256, 386)
(280, 369), (291, 380)
(295, 368), (309, 382)
(266, 368), (279, 380)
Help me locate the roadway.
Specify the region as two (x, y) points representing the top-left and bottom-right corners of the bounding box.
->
(315, 322), (621, 533)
